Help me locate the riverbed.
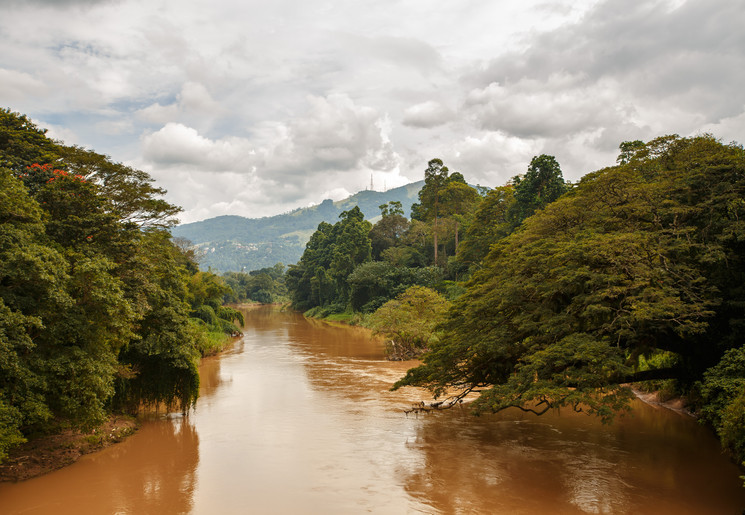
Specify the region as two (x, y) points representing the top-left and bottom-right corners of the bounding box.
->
(1, 306), (743, 514)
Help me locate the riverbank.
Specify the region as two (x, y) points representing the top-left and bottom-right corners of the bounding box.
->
(632, 387), (693, 415)
(0, 306), (267, 483)
(0, 415), (139, 482)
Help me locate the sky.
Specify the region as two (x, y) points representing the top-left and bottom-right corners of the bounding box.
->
(2, 0), (743, 223)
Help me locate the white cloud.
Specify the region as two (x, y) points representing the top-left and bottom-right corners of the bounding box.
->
(137, 94), (406, 219)
(251, 94), (401, 180)
(142, 123), (253, 171)
(402, 101), (454, 129)
(0, 0), (742, 222)
(0, 68), (48, 101)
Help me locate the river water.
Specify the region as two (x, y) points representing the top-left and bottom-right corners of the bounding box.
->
(1, 306), (744, 514)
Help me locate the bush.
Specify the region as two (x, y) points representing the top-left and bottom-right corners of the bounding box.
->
(368, 286), (450, 360)
(698, 346), (745, 462)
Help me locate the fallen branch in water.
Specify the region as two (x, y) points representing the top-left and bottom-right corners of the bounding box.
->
(404, 387), (480, 415)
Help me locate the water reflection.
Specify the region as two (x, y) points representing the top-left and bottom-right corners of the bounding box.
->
(1, 305), (743, 515)
(270, 306), (745, 515)
(105, 418), (199, 514)
(399, 400), (745, 514)
(198, 353), (229, 403)
(0, 417), (199, 514)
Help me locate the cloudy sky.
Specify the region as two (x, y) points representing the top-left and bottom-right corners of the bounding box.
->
(2, 0), (743, 223)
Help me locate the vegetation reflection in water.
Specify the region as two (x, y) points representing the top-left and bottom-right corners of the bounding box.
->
(1, 306), (744, 514)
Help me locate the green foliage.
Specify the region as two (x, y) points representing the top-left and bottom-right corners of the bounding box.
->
(411, 158), (450, 223)
(378, 200), (404, 217)
(186, 271), (230, 310)
(0, 108), (59, 174)
(217, 306), (244, 327)
(699, 346), (745, 462)
(171, 182), (423, 273)
(286, 207), (372, 310)
(455, 185), (515, 271)
(191, 320), (232, 357)
(0, 400), (26, 463)
(193, 305), (219, 325)
(222, 264), (288, 304)
(396, 136), (745, 432)
(720, 390), (745, 464)
(508, 154), (568, 225)
(369, 212), (409, 260)
(368, 286), (450, 360)
(410, 158), (454, 266)
(0, 109), (207, 459)
(408, 158), (484, 269)
(348, 261), (442, 312)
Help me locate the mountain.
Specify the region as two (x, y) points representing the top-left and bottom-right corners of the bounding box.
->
(172, 181), (424, 273)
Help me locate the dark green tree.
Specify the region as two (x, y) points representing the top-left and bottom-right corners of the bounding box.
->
(347, 261), (442, 312)
(286, 207), (372, 311)
(508, 154), (568, 225)
(0, 109), (210, 460)
(395, 136), (745, 437)
(370, 202), (409, 260)
(455, 185), (515, 271)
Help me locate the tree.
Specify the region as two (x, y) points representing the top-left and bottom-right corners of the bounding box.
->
(370, 203), (409, 260)
(0, 109), (59, 176)
(438, 179), (481, 255)
(286, 207), (372, 311)
(54, 145), (182, 229)
(411, 159), (450, 265)
(378, 200), (404, 217)
(0, 110), (209, 460)
(455, 185), (515, 271)
(395, 136), (745, 428)
(699, 340), (745, 464)
(369, 286), (450, 360)
(0, 168), (62, 456)
(348, 261), (442, 312)
(508, 154), (568, 225)
(113, 231), (201, 413)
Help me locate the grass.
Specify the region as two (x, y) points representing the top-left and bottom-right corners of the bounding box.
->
(196, 330), (233, 357)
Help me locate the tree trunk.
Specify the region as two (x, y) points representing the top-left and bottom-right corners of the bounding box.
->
(455, 220), (459, 253)
(433, 216), (438, 266)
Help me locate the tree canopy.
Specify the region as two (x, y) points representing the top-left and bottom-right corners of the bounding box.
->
(395, 135), (745, 456)
(286, 206), (372, 311)
(0, 108), (238, 462)
(368, 286), (450, 360)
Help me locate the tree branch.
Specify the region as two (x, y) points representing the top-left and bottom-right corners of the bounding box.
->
(403, 387), (480, 415)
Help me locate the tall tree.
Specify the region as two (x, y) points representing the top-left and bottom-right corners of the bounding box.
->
(438, 178), (480, 254)
(411, 159), (450, 265)
(455, 185), (515, 271)
(286, 207), (372, 311)
(370, 202), (409, 260)
(508, 154), (568, 225)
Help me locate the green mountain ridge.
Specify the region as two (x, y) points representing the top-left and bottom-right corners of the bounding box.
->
(171, 181), (424, 272)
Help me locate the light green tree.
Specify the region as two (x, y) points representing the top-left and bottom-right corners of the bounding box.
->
(369, 286), (450, 360)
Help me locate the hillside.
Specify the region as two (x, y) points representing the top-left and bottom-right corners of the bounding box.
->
(171, 181), (423, 272)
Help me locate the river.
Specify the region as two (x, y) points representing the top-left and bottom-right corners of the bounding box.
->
(1, 306), (744, 514)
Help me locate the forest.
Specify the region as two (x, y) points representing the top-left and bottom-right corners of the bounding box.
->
(286, 136), (745, 470)
(170, 181), (423, 273)
(0, 109), (245, 462)
(1, 105), (743, 476)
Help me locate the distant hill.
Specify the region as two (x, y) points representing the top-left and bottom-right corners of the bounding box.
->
(172, 181), (424, 273)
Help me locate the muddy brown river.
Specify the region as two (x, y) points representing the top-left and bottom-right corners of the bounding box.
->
(2, 306), (744, 514)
